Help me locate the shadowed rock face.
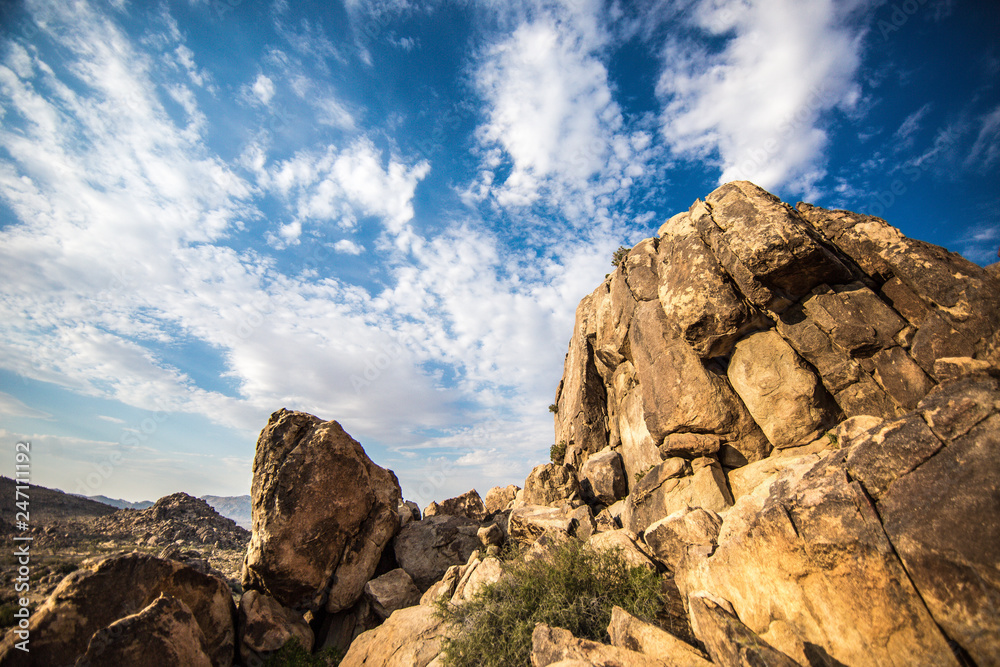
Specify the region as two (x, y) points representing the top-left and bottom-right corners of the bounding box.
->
(242, 409), (401, 614)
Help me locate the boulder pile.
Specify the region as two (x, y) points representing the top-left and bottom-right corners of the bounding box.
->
(2, 182), (996, 666)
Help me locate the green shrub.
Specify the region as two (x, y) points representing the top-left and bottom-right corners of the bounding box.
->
(262, 638), (342, 667)
(436, 540), (666, 667)
(611, 245), (630, 268)
(548, 403), (558, 414)
(549, 440), (567, 463)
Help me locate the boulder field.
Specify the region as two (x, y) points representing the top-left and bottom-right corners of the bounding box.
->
(2, 181), (997, 666)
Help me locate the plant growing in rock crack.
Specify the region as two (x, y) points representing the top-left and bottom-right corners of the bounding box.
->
(548, 403), (558, 414)
(435, 540), (666, 667)
(261, 638), (343, 666)
(611, 245), (630, 268)
(550, 440), (567, 463)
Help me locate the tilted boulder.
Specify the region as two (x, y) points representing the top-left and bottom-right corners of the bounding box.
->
(237, 589), (314, 664)
(687, 594), (799, 667)
(242, 409), (401, 613)
(394, 514), (480, 590)
(76, 594), (213, 667)
(0, 552), (235, 667)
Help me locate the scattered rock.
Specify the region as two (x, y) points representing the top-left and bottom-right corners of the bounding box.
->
(94, 492), (249, 551)
(0, 552), (235, 667)
(242, 409), (401, 613)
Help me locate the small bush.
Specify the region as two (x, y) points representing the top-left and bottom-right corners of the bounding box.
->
(262, 638), (342, 667)
(550, 440), (567, 464)
(436, 540), (665, 667)
(611, 245), (630, 268)
(548, 403), (558, 414)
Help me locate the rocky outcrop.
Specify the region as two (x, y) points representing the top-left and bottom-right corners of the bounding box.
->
(94, 492), (250, 550)
(242, 409), (401, 613)
(0, 552), (236, 667)
(556, 181), (1000, 480)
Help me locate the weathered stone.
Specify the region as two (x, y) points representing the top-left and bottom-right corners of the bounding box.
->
(394, 514), (480, 590)
(725, 453), (824, 500)
(580, 447), (627, 505)
(802, 283), (906, 356)
(880, 275), (930, 325)
(622, 458), (732, 534)
(398, 500), (420, 527)
(876, 406), (1000, 665)
(622, 238), (661, 302)
(518, 463), (583, 508)
(531, 623), (667, 667)
(477, 522), (504, 548)
(643, 508), (722, 573)
(452, 555), (502, 603)
(237, 590), (313, 664)
(933, 356), (995, 382)
(570, 504), (596, 542)
(845, 413), (943, 500)
(829, 414), (883, 448)
(340, 604), (446, 667)
(242, 410), (400, 614)
(607, 606), (711, 667)
(423, 489), (488, 522)
(0, 553), (235, 667)
(76, 594), (213, 667)
(610, 362), (663, 486)
(656, 215), (765, 358)
(586, 529), (657, 570)
(658, 433), (720, 458)
(702, 181), (852, 306)
(508, 506), (577, 547)
(871, 346), (934, 410)
(688, 594), (799, 667)
(680, 455), (959, 666)
(728, 330), (834, 448)
(419, 565), (462, 607)
(918, 373), (1000, 442)
(364, 568), (421, 620)
(314, 597), (380, 656)
(483, 485), (520, 514)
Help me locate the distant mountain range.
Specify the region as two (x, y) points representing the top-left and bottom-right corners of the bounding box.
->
(80, 492), (252, 529)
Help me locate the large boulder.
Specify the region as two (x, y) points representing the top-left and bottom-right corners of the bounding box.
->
(579, 447), (627, 505)
(483, 484), (520, 513)
(687, 594), (799, 667)
(0, 553), (235, 667)
(242, 409), (401, 613)
(394, 514), (480, 590)
(237, 589), (313, 664)
(507, 505), (578, 547)
(76, 594), (213, 667)
(622, 458), (732, 535)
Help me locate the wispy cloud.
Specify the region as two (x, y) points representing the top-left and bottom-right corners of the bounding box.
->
(654, 0), (868, 197)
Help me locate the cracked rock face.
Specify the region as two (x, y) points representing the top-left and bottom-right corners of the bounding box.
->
(555, 180), (1000, 489)
(551, 181), (1000, 664)
(242, 409), (401, 614)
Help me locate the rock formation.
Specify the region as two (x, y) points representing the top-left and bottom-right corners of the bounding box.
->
(241, 409), (401, 613)
(4, 181), (997, 666)
(94, 492), (250, 550)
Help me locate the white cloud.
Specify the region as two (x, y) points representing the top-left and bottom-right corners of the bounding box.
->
(250, 73), (275, 105)
(966, 104), (1000, 170)
(334, 239), (364, 254)
(953, 222), (1000, 266)
(0, 392), (52, 419)
(655, 0), (867, 197)
(894, 102), (932, 142)
(470, 0), (662, 228)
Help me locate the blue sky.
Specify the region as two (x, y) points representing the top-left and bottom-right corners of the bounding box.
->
(0, 0), (998, 505)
